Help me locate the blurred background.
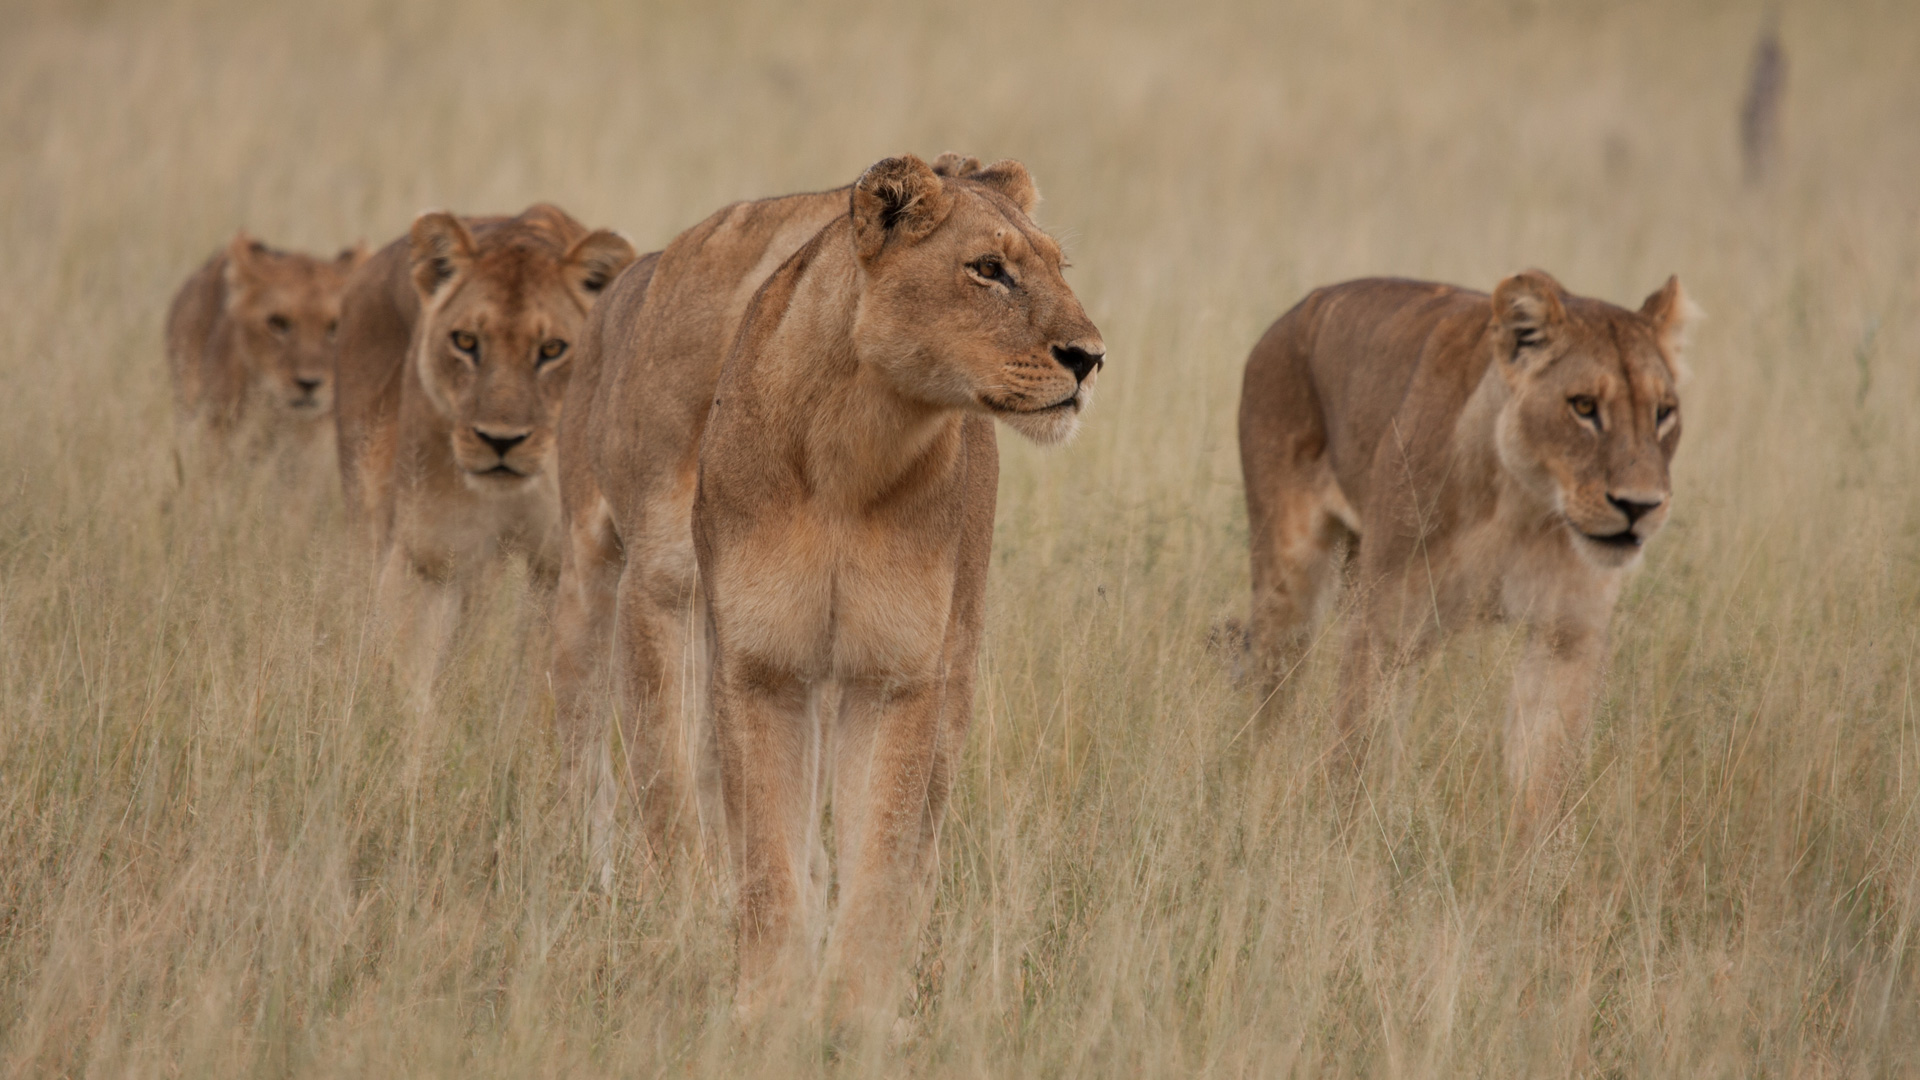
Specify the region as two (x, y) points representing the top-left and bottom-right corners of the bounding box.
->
(2, 0), (1917, 1075)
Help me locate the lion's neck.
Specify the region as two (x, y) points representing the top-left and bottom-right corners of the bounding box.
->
(1457, 366), (1553, 525)
(746, 252), (964, 511)
(398, 350), (457, 483)
(1449, 365), (1591, 593)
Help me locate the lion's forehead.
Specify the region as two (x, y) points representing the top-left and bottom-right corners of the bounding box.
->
(238, 280), (343, 319)
(435, 263), (582, 341)
(1561, 352), (1665, 394)
(953, 191), (1062, 264)
(1623, 354), (1674, 403)
(1554, 318), (1673, 402)
(1006, 223), (1062, 264)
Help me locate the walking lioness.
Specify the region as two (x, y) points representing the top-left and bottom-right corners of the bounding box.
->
(333, 204), (637, 710)
(166, 233), (364, 470)
(553, 182), (847, 879)
(555, 154), (1103, 1024)
(551, 154), (989, 870)
(1239, 271), (1691, 832)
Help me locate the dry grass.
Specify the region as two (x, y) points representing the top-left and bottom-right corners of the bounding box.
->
(3, 0), (1919, 1074)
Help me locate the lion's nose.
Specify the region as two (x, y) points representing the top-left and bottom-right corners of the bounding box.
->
(475, 428), (529, 458)
(1607, 493), (1664, 525)
(294, 377), (324, 396)
(1051, 343), (1105, 384)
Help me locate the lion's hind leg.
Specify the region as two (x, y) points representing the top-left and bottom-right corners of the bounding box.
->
(1244, 454), (1353, 706)
(551, 493), (623, 891)
(611, 531), (709, 871)
(1238, 313), (1351, 706)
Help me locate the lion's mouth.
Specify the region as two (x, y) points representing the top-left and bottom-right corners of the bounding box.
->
(986, 393), (1080, 416)
(1577, 527), (1643, 550)
(471, 464), (526, 479)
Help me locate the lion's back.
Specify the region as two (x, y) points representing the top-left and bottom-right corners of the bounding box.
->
(165, 252), (237, 424)
(1246, 278), (1494, 510)
(581, 189), (847, 497)
(332, 236), (420, 525)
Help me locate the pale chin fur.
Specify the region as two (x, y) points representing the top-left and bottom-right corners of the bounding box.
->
(1569, 523), (1649, 570)
(460, 468), (538, 495)
(993, 392), (1088, 446)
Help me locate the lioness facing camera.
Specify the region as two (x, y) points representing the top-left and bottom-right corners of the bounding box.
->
(1239, 271), (1691, 832)
(333, 204), (637, 711)
(166, 233), (364, 470)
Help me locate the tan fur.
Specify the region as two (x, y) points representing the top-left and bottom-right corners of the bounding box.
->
(164, 233), (364, 468)
(552, 185), (850, 888)
(554, 154), (1102, 1026)
(332, 203), (637, 711)
(1238, 271), (1691, 833)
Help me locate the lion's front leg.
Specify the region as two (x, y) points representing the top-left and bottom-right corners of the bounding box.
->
(821, 675), (952, 1035)
(1332, 580), (1436, 787)
(711, 658), (820, 1021)
(1503, 623), (1606, 843)
(376, 542), (464, 731)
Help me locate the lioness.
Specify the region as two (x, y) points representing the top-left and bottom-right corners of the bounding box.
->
(333, 203), (637, 710)
(1239, 271), (1690, 831)
(165, 232), (364, 468)
(552, 153), (987, 870)
(553, 184), (846, 878)
(556, 154), (1103, 1023)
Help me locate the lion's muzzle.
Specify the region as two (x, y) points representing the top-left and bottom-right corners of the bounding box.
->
(457, 425), (542, 483)
(1051, 343), (1104, 383)
(1572, 490), (1669, 559)
(287, 376), (328, 412)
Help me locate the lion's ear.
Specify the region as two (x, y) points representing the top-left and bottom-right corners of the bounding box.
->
(409, 211), (475, 301)
(851, 155), (954, 263)
(972, 159), (1039, 216)
(930, 152), (983, 178)
(1639, 274), (1699, 385)
(222, 230), (267, 301)
(1490, 269), (1568, 370)
(562, 228), (638, 299)
(336, 242), (369, 271)
(518, 202), (585, 243)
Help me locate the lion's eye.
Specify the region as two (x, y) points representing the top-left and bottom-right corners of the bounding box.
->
(326, 319), (339, 338)
(538, 339), (568, 363)
(451, 330), (479, 356)
(1656, 403), (1676, 426)
(969, 256), (1011, 286)
(266, 314), (291, 335)
(1569, 395), (1599, 420)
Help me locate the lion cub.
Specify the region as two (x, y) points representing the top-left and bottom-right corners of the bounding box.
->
(333, 204), (637, 712)
(165, 232), (364, 470)
(1239, 271), (1691, 833)
(557, 154), (1104, 1025)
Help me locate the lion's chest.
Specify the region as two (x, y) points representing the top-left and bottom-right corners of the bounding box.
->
(392, 471), (560, 573)
(1424, 506), (1621, 633)
(708, 504), (957, 684)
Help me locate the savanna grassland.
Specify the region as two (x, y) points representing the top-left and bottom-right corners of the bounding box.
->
(3, 0), (1919, 1075)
